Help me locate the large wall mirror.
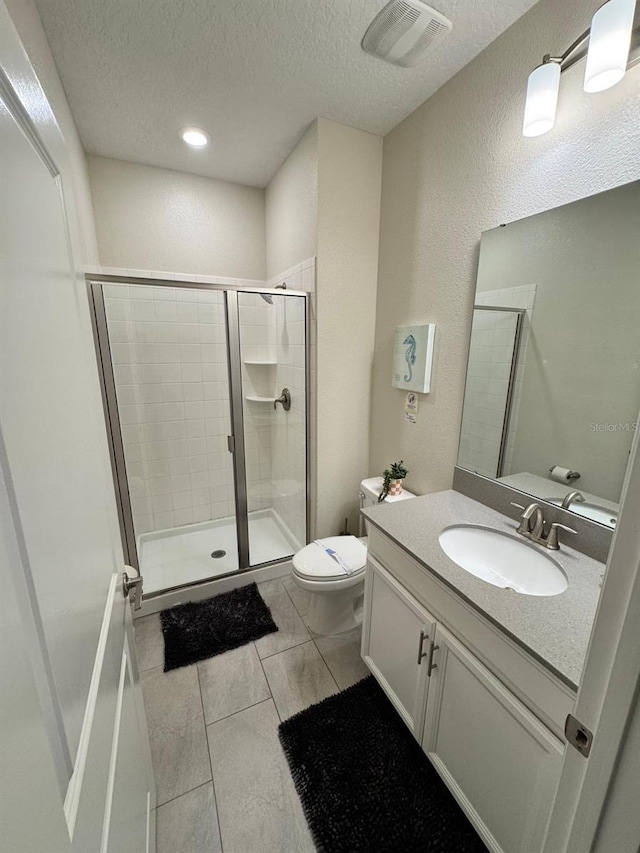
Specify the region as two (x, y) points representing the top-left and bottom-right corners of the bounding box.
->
(458, 181), (640, 529)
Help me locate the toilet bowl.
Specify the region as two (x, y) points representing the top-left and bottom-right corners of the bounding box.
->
(291, 478), (416, 635)
(292, 535), (367, 635)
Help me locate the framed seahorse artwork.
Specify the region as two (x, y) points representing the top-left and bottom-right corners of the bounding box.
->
(392, 324), (436, 393)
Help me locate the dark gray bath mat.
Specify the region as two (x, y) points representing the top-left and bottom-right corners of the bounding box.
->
(279, 675), (487, 853)
(160, 583), (278, 671)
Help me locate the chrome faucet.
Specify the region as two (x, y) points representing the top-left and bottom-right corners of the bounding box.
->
(561, 490), (585, 510)
(510, 502), (576, 550)
(514, 502), (545, 539)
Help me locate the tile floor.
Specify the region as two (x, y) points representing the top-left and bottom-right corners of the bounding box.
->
(135, 575), (369, 853)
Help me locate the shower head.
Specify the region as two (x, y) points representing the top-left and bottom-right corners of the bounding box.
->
(260, 293), (273, 304)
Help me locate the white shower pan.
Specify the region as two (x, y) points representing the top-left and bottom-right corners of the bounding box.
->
(138, 508), (300, 595)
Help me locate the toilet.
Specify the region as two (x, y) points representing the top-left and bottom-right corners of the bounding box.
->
(291, 477), (415, 635)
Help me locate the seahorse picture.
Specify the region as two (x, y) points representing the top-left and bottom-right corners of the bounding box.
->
(403, 334), (417, 382)
(392, 324), (436, 393)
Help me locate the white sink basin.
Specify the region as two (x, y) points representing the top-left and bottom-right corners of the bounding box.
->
(439, 525), (568, 597)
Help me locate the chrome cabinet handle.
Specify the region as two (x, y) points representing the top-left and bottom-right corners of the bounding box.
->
(417, 630), (428, 664)
(123, 568), (143, 611)
(426, 640), (440, 677)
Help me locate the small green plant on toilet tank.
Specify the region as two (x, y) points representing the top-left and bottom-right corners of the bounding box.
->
(378, 460), (409, 502)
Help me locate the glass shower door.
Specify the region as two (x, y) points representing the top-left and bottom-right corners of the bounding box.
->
(458, 307), (523, 479)
(96, 282), (238, 594)
(236, 290), (308, 566)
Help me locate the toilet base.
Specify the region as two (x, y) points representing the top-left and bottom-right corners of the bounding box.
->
(306, 586), (364, 635)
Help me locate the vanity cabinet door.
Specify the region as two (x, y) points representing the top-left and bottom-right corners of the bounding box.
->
(361, 557), (437, 740)
(422, 625), (564, 853)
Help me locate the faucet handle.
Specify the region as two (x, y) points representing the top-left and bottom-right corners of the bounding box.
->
(510, 502), (531, 537)
(547, 522), (576, 551)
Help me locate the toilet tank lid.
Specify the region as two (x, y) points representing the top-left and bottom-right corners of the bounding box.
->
(293, 535), (367, 578)
(360, 476), (416, 502)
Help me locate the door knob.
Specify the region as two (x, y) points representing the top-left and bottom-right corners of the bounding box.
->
(123, 568), (143, 611)
(274, 388), (291, 411)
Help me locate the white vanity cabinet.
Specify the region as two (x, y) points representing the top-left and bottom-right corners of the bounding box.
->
(361, 558), (436, 739)
(422, 624), (563, 853)
(362, 531), (569, 853)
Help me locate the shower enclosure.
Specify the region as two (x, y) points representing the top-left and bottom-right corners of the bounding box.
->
(458, 305), (524, 479)
(88, 278), (310, 597)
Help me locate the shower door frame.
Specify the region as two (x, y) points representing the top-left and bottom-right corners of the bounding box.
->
(473, 305), (524, 478)
(458, 305), (525, 480)
(87, 275), (311, 595)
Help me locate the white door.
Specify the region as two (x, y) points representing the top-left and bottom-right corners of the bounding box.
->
(422, 624), (564, 853)
(361, 556), (436, 738)
(0, 74), (154, 852)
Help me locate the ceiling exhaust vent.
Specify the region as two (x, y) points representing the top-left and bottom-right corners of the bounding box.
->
(362, 0), (452, 67)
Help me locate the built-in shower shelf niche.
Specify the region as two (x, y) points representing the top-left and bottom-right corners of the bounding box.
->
(243, 359), (277, 365)
(245, 395), (277, 403)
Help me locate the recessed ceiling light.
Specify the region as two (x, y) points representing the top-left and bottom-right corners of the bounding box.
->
(180, 127), (210, 148)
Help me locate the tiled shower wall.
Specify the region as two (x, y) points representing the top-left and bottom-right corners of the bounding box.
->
(267, 259), (314, 548)
(458, 285), (537, 479)
(105, 284), (234, 534)
(476, 285), (537, 477)
(271, 295), (307, 549)
(104, 259), (314, 543)
(458, 309), (520, 478)
(239, 294), (277, 515)
(238, 264), (311, 549)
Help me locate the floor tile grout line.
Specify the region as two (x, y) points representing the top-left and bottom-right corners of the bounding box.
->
(279, 576), (309, 620)
(155, 779), (213, 810)
(203, 645), (273, 728)
(196, 661), (225, 853)
(206, 696), (277, 730)
(254, 639), (282, 723)
(258, 636), (314, 662)
(310, 636), (341, 695)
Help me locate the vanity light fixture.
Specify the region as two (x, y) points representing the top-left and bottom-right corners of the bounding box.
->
(522, 0), (639, 137)
(180, 126), (210, 148)
(584, 0), (636, 92)
(522, 60), (561, 137)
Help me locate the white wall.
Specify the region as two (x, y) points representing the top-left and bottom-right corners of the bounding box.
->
(88, 155), (267, 280)
(265, 123), (318, 280)
(264, 119), (383, 539)
(4, 0), (98, 265)
(369, 0), (640, 498)
(316, 118), (383, 537)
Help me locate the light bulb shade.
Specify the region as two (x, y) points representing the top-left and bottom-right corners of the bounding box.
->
(523, 61), (561, 137)
(584, 0), (635, 93)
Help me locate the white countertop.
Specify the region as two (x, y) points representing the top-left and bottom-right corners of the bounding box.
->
(362, 490), (606, 689)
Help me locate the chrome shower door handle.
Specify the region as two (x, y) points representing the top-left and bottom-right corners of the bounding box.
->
(273, 388), (291, 411)
(123, 567), (143, 610)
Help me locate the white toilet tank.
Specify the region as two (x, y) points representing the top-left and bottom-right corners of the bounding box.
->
(359, 477), (416, 536)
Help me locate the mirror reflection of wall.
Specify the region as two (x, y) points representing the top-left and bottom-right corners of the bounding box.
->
(458, 181), (640, 528)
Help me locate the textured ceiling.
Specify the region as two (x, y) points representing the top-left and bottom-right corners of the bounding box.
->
(35, 0), (538, 187)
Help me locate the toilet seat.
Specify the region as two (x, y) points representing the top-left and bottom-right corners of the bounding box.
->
(292, 535), (367, 582)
